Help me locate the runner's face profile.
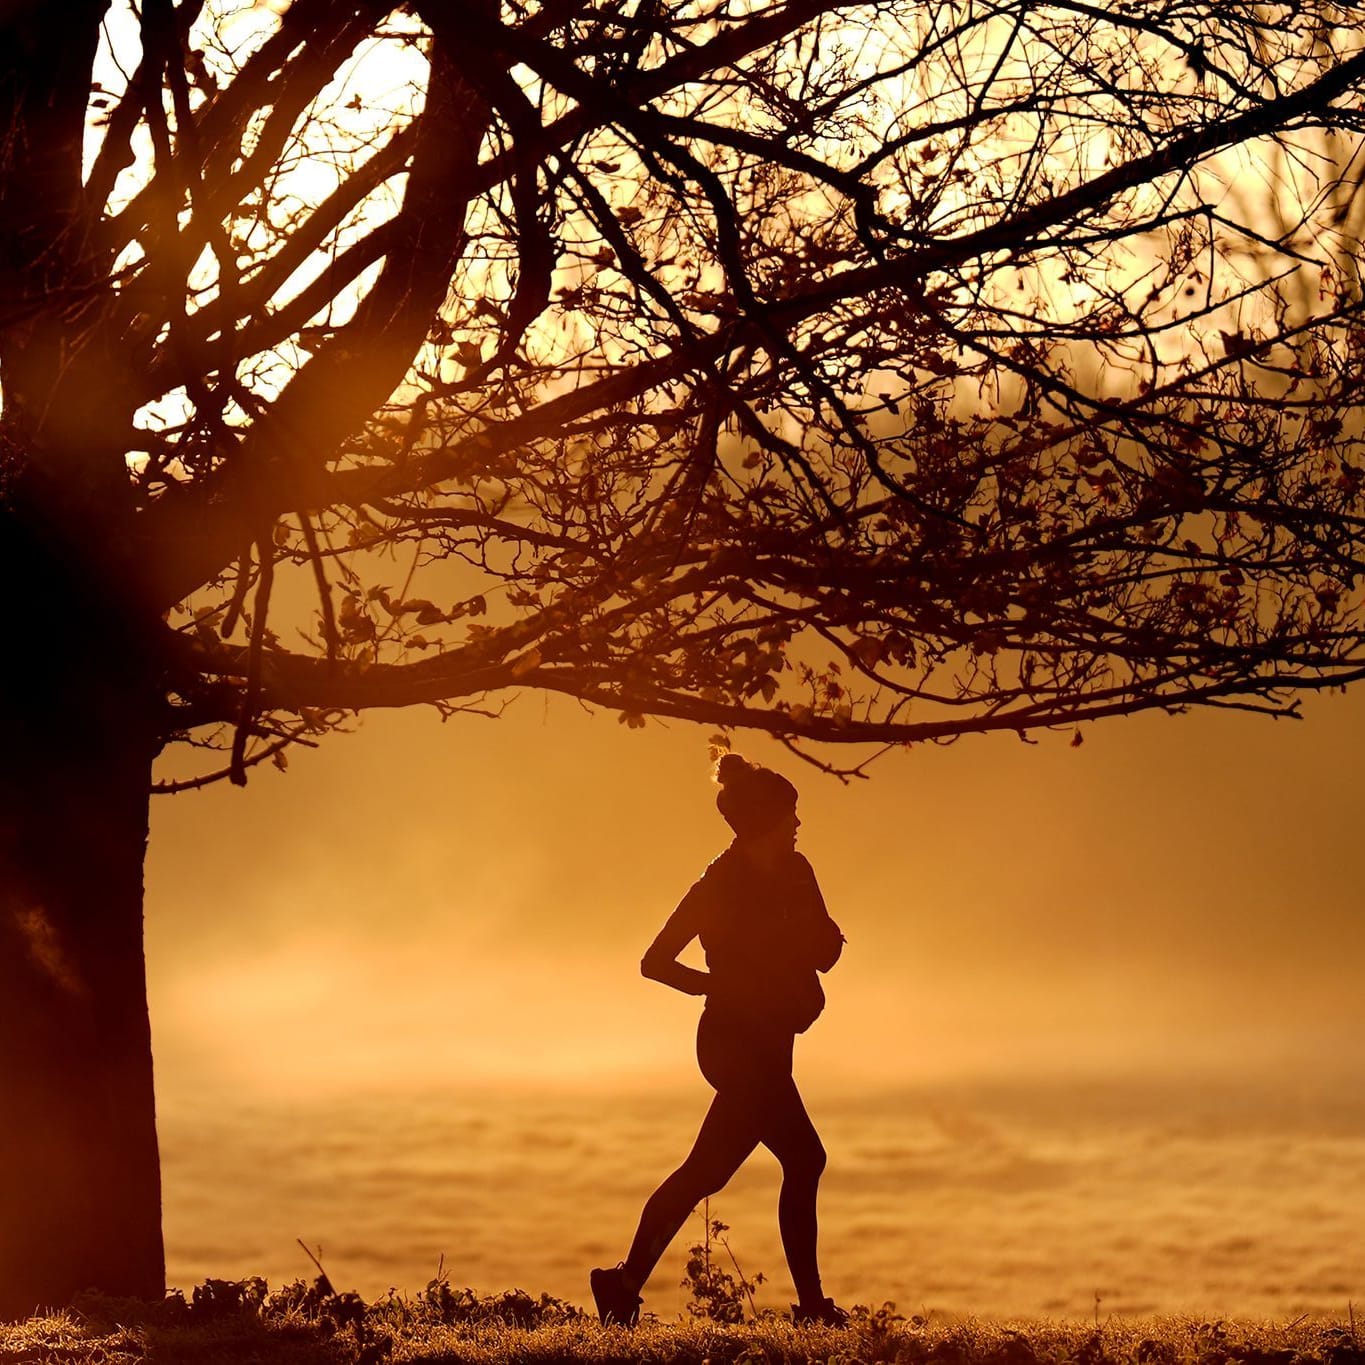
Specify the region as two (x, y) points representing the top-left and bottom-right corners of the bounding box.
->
(745, 805), (800, 857)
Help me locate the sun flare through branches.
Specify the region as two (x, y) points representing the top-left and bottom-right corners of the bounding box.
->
(42, 0), (1365, 788)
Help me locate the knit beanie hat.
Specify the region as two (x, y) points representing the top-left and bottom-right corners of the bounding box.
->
(714, 753), (798, 836)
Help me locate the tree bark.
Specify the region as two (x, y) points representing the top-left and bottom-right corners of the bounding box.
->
(0, 503), (165, 1318)
(0, 699), (163, 1318)
(0, 0), (165, 1317)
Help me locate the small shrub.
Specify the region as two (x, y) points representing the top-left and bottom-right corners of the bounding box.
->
(189, 1276), (267, 1318)
(681, 1201), (766, 1323)
(409, 1264), (584, 1330)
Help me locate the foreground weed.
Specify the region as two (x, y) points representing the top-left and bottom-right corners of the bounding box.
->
(681, 1199), (766, 1323)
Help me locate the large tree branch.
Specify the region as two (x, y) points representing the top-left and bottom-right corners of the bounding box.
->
(168, 625), (1365, 745)
(142, 20), (495, 609)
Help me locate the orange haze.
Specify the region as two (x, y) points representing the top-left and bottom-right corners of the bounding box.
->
(148, 693), (1365, 1099)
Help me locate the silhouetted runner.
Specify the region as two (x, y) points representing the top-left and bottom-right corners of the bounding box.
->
(591, 754), (847, 1328)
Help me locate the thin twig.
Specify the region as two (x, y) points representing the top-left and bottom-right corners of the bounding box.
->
(296, 1238), (336, 1297)
(300, 512), (340, 671)
(153, 726), (317, 794)
(221, 542), (254, 639)
(229, 530), (276, 786)
(717, 1226), (761, 1321)
(777, 735), (886, 781)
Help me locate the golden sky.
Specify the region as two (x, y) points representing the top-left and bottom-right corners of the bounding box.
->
(146, 690), (1365, 1103)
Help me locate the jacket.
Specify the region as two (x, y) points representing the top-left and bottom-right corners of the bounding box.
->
(684, 845), (844, 1033)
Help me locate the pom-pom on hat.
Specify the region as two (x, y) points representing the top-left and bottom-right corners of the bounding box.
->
(714, 753), (798, 837)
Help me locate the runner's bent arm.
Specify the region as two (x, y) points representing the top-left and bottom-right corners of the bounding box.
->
(641, 889), (710, 996)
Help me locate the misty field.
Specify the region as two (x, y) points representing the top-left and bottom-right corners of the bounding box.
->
(1, 1282), (1360, 1365)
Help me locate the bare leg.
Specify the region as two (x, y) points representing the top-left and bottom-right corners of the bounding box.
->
(621, 1088), (761, 1291)
(759, 1077), (827, 1307)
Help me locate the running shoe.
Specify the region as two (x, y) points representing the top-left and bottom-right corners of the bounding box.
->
(792, 1296), (849, 1327)
(590, 1264), (642, 1327)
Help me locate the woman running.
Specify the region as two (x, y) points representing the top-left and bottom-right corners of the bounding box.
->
(590, 754), (847, 1327)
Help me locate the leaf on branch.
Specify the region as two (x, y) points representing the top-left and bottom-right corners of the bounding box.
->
(850, 637), (885, 669)
(922, 353), (959, 376)
(411, 601), (445, 625)
(337, 596), (376, 642)
(510, 648), (542, 679)
(747, 676), (779, 702)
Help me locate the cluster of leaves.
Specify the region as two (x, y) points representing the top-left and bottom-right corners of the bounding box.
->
(681, 1209), (766, 1324)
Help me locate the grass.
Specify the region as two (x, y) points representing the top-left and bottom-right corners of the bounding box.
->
(0, 1282), (1361, 1365)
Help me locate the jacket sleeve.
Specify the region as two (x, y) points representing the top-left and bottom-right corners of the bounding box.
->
(795, 857), (844, 973)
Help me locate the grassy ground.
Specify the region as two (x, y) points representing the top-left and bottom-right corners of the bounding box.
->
(0, 1281), (1359, 1365)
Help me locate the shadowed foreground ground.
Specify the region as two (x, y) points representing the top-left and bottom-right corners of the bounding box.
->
(0, 1282), (1361, 1365)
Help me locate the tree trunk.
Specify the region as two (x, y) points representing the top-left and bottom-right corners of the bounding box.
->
(0, 542), (165, 1317)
